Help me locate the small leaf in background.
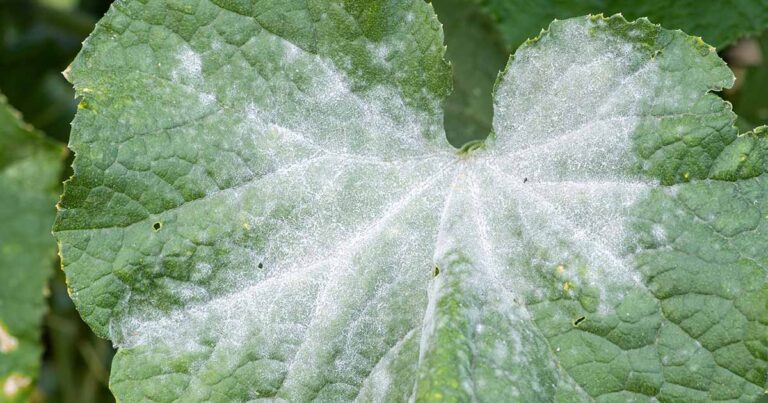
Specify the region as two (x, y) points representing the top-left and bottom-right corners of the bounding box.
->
(0, 94), (65, 402)
(725, 31), (768, 131)
(55, 0), (768, 399)
(0, 0), (97, 142)
(38, 0), (80, 12)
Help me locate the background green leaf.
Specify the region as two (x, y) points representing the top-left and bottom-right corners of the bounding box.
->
(476, 0), (768, 52)
(0, 2), (117, 401)
(0, 94), (64, 402)
(725, 31), (768, 131)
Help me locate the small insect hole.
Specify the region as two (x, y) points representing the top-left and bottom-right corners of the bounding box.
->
(523, 177), (528, 183)
(258, 262), (264, 269)
(153, 222), (162, 231)
(433, 266), (440, 277)
(573, 316), (586, 327)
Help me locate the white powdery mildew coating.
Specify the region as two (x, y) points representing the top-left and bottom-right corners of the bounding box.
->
(483, 18), (661, 303)
(356, 328), (419, 400)
(411, 18), (664, 396)
(175, 46), (201, 79)
(109, 17), (668, 399)
(2, 374), (31, 398)
(418, 168), (584, 396)
(235, 34), (449, 162)
(0, 322), (18, 353)
(115, 29), (457, 393)
(172, 44), (215, 107)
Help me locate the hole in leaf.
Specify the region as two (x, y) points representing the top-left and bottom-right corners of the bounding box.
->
(433, 266), (440, 277)
(523, 177), (528, 183)
(573, 316), (586, 327)
(153, 222), (162, 231)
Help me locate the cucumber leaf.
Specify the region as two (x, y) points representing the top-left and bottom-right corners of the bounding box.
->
(55, 1), (768, 401)
(0, 94), (64, 402)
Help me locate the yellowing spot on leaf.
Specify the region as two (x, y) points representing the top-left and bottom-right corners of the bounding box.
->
(243, 222), (251, 230)
(556, 264), (565, 274)
(2, 374), (31, 397)
(740, 154), (748, 161)
(683, 172), (690, 180)
(0, 323), (18, 353)
(563, 282), (572, 291)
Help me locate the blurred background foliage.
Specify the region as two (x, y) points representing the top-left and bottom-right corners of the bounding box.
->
(2, 2), (115, 402)
(0, 0), (765, 401)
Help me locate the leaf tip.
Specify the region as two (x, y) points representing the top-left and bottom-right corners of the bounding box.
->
(62, 64), (73, 82)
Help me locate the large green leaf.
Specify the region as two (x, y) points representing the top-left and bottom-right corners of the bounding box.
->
(0, 94), (64, 402)
(55, 1), (768, 401)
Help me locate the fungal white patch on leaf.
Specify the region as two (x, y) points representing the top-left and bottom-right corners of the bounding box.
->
(111, 17), (660, 391)
(112, 28), (458, 362)
(483, 17), (664, 308)
(0, 322), (18, 353)
(57, 10), (744, 401)
(2, 374), (31, 397)
(172, 44), (215, 106)
(174, 46), (202, 81)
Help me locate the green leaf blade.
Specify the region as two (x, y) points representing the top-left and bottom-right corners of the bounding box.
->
(55, 3), (768, 402)
(485, 14), (766, 400)
(0, 94), (65, 402)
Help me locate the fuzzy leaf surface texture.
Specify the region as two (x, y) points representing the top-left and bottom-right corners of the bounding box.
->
(0, 94), (64, 402)
(54, 1), (768, 401)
